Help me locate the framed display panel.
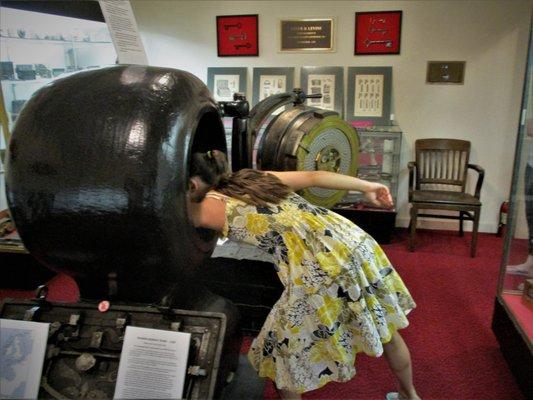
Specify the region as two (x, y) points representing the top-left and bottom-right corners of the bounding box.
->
(426, 61), (466, 84)
(252, 67), (294, 106)
(354, 10), (402, 55)
(207, 67), (247, 102)
(216, 14), (258, 57)
(300, 66), (343, 116)
(347, 66), (392, 125)
(280, 18), (335, 52)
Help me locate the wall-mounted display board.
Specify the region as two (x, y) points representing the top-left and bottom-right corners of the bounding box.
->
(252, 67), (294, 105)
(216, 14), (258, 57)
(300, 66), (343, 116)
(346, 66), (392, 125)
(426, 61), (466, 84)
(207, 67), (247, 101)
(354, 11), (402, 55)
(280, 18), (334, 52)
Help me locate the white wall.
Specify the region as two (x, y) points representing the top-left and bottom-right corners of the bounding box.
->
(131, 0), (531, 233)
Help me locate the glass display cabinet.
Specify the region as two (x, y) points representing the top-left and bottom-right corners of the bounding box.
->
(491, 23), (532, 397)
(340, 126), (402, 205)
(333, 125), (402, 244)
(0, 6), (116, 131)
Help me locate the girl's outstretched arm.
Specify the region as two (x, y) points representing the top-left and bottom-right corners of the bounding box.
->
(266, 170), (393, 208)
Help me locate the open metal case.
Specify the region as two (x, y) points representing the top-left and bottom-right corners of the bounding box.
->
(491, 17), (533, 397)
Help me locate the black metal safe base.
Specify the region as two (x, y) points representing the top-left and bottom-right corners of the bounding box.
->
(0, 298), (235, 399)
(333, 206), (397, 244)
(203, 257), (283, 332)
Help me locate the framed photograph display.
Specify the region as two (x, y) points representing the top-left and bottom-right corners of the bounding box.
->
(300, 66), (343, 116)
(354, 11), (402, 55)
(216, 14), (258, 57)
(280, 18), (335, 52)
(347, 66), (392, 125)
(252, 67), (294, 106)
(207, 67), (247, 102)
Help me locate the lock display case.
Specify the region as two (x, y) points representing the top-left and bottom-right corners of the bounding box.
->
(334, 125), (402, 243)
(341, 126), (402, 204)
(491, 25), (532, 398)
(0, 7), (116, 129)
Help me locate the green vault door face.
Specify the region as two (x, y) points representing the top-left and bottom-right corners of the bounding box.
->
(296, 114), (359, 208)
(257, 107), (359, 209)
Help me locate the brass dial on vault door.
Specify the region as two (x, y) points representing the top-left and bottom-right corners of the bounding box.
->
(315, 145), (341, 172)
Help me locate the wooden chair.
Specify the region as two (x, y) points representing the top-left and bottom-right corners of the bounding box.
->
(408, 139), (484, 257)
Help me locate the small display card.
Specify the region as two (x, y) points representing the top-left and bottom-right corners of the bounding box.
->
(113, 326), (191, 399)
(0, 319), (50, 399)
(99, 0), (148, 65)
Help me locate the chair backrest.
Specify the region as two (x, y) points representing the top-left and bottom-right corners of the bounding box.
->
(415, 138), (471, 192)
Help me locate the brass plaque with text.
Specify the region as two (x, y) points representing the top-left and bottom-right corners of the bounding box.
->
(280, 18), (334, 52)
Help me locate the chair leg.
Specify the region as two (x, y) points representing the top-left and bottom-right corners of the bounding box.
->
(470, 208), (480, 257)
(409, 206), (418, 252)
(459, 211), (464, 237)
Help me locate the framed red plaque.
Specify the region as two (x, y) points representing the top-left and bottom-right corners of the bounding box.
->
(355, 11), (402, 55)
(217, 14), (259, 57)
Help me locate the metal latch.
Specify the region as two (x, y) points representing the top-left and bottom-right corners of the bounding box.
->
(23, 285), (51, 321)
(57, 313), (81, 340)
(23, 306), (41, 321)
(170, 321), (181, 331)
(115, 314), (130, 340)
(187, 365), (207, 377)
(90, 331), (104, 348)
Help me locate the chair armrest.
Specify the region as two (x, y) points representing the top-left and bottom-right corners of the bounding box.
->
(408, 161), (417, 199)
(467, 164), (485, 198)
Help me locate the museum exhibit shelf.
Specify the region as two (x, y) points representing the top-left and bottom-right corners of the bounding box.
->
(0, 7), (116, 128)
(334, 125), (402, 243)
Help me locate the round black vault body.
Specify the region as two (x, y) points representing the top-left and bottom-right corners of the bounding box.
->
(5, 65), (227, 304)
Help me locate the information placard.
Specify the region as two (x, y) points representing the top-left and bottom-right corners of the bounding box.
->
(99, 0), (148, 65)
(280, 18), (334, 52)
(114, 326), (191, 399)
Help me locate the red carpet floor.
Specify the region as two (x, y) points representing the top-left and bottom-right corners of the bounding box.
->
(0, 229), (527, 400)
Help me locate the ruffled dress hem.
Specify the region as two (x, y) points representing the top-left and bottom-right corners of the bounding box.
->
(248, 317), (413, 394)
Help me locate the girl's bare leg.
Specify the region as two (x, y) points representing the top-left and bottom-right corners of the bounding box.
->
(383, 332), (420, 400)
(277, 388), (302, 400)
(276, 331), (418, 400)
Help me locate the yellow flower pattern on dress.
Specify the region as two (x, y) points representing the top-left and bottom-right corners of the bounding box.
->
(301, 212), (324, 231)
(316, 252), (342, 277)
(317, 295), (342, 325)
(283, 231), (307, 265)
(246, 214), (269, 235)
(276, 209), (299, 226)
(217, 192), (416, 394)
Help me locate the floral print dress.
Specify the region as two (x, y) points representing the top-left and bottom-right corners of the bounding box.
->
(207, 191), (416, 394)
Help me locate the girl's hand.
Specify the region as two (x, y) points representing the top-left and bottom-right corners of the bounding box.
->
(363, 183), (394, 209)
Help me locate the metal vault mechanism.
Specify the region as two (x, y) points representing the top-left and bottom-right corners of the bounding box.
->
(219, 88), (360, 208)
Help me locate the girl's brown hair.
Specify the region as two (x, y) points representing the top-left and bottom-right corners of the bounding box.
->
(190, 150), (291, 206)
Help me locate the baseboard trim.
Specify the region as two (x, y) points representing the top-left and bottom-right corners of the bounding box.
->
(395, 217), (495, 233)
